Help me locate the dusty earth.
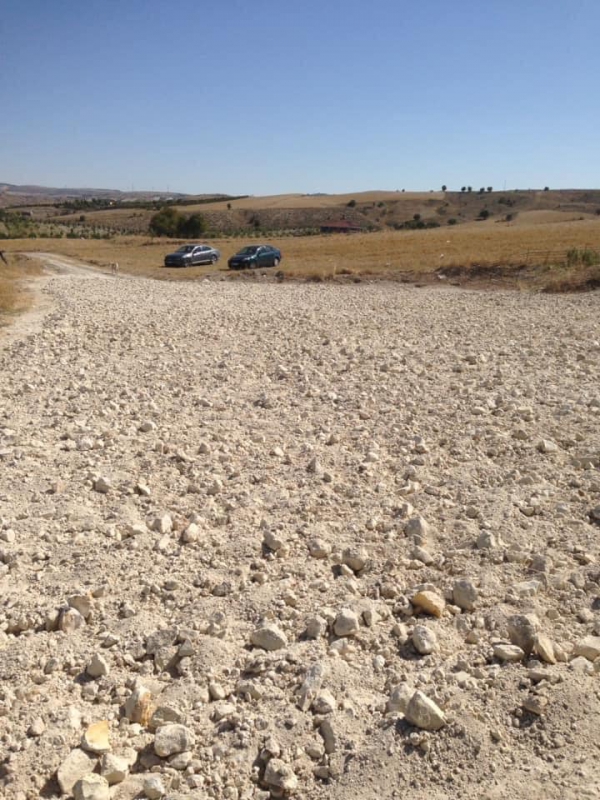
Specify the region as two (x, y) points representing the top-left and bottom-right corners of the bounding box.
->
(0, 255), (599, 800)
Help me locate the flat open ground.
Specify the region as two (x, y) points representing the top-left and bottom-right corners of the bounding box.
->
(2, 213), (600, 290)
(0, 257), (599, 799)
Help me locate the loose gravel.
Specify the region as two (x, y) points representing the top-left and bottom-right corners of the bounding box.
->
(0, 264), (599, 800)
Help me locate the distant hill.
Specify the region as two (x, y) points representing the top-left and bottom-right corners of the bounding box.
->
(3, 183), (600, 236)
(0, 182), (212, 208)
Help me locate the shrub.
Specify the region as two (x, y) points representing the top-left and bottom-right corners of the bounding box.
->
(178, 213), (207, 238)
(149, 206), (182, 237)
(448, 218), (457, 225)
(346, 199), (357, 207)
(441, 185), (447, 191)
(461, 186), (466, 192)
(478, 209), (490, 220)
(487, 186), (493, 193)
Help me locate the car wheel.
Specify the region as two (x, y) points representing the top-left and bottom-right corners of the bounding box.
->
(211, 254), (218, 264)
(273, 257), (280, 267)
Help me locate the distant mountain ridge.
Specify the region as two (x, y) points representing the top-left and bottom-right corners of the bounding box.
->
(0, 182), (206, 207)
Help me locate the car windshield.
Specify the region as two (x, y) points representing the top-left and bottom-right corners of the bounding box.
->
(237, 247), (259, 255)
(175, 246), (195, 253)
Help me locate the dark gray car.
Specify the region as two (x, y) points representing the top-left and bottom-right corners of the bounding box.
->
(164, 244), (220, 267)
(228, 245), (282, 270)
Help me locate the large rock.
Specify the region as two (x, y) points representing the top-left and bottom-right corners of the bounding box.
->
(264, 758), (298, 793)
(412, 590), (445, 617)
(57, 749), (97, 795)
(73, 774), (110, 800)
(154, 723), (195, 757)
(452, 579), (478, 611)
(574, 635), (600, 661)
(507, 614), (539, 655)
(412, 625), (438, 655)
(333, 608), (360, 637)
(81, 720), (110, 753)
(405, 690), (446, 731)
(250, 623), (288, 651)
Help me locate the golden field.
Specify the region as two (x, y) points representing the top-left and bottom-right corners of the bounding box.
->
(0, 254), (44, 324)
(1, 212), (599, 294)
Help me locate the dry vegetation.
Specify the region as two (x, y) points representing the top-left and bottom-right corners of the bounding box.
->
(0, 254), (44, 324)
(3, 214), (600, 291)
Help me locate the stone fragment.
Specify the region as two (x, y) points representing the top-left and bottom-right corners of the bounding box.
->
(386, 683), (414, 714)
(308, 538), (331, 559)
(151, 514), (172, 534)
(73, 774), (110, 800)
(251, 623), (288, 651)
(333, 608), (360, 637)
(57, 749), (97, 795)
(81, 720), (111, 753)
(405, 690), (446, 731)
(263, 759), (298, 794)
(297, 663), (325, 711)
(507, 614), (539, 655)
(452, 579), (478, 611)
(86, 653), (110, 678)
(154, 724), (195, 757)
(412, 625), (438, 655)
(143, 775), (166, 799)
(404, 516), (430, 546)
(493, 643), (525, 663)
(523, 694), (549, 716)
(412, 590), (445, 617)
(124, 684), (156, 726)
(305, 615), (327, 639)
(28, 717), (45, 737)
(263, 529), (286, 552)
(319, 719), (336, 753)
(93, 476), (112, 494)
(537, 439), (558, 453)
(312, 690), (336, 715)
(150, 704), (186, 730)
(573, 635), (600, 661)
(534, 634), (557, 665)
(59, 607), (86, 633)
(342, 546), (368, 572)
(100, 753), (129, 785)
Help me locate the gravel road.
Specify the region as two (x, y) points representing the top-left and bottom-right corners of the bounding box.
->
(0, 258), (599, 800)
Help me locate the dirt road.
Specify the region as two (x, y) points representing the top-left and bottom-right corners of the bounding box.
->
(0, 256), (599, 799)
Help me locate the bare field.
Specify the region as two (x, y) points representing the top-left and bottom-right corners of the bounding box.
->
(3, 215), (600, 288)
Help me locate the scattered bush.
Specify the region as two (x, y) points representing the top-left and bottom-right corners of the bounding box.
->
(448, 218), (458, 225)
(346, 199), (357, 208)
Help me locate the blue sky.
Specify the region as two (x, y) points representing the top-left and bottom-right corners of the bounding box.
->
(1, 0), (599, 194)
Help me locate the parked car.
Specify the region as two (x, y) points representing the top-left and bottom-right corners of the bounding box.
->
(228, 244), (282, 270)
(164, 244), (220, 267)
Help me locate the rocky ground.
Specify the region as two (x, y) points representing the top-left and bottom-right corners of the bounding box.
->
(0, 258), (599, 800)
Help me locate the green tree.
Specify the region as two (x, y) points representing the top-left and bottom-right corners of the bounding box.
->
(487, 186), (493, 193)
(149, 206), (182, 237)
(178, 213), (207, 238)
(441, 185), (447, 191)
(346, 199), (357, 207)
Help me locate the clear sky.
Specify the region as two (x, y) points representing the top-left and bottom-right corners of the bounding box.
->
(1, 0), (599, 195)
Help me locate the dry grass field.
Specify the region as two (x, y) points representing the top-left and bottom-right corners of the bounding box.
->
(2, 214), (600, 291)
(0, 254), (44, 324)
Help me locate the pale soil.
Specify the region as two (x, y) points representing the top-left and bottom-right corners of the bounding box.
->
(0, 255), (599, 800)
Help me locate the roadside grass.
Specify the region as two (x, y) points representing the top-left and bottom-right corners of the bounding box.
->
(0, 254), (44, 325)
(2, 215), (600, 290)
